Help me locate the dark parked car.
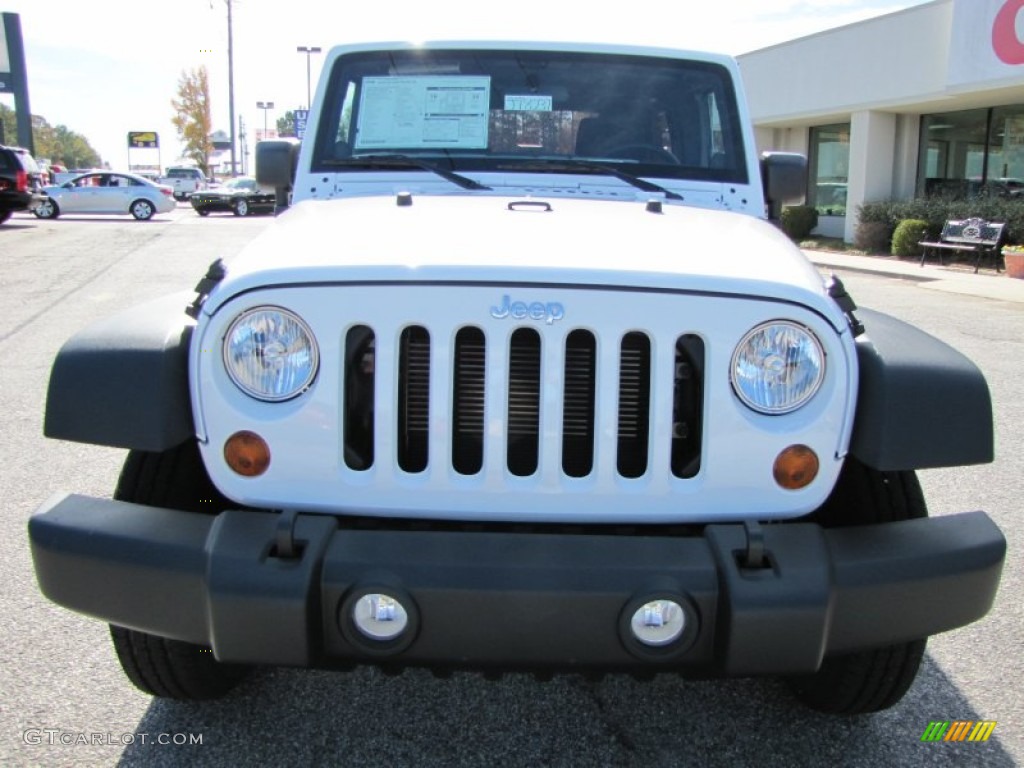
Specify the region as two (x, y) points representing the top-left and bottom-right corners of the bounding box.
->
(190, 176), (275, 216)
(0, 145), (45, 224)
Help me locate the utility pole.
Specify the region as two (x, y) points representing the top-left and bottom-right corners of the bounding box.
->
(227, 0), (237, 176)
(239, 115), (247, 176)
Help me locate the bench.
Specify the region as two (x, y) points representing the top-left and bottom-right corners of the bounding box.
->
(919, 218), (1006, 273)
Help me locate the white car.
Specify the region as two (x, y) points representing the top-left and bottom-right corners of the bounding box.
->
(158, 166), (209, 200)
(33, 171), (176, 220)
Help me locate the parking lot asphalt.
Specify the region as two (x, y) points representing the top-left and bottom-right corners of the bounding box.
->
(805, 249), (1024, 304)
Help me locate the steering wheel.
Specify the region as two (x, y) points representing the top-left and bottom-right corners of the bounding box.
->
(603, 144), (680, 164)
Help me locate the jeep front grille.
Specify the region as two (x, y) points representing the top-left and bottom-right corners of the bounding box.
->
(342, 325), (704, 481)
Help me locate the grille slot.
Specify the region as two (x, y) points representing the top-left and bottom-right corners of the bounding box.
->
(452, 327), (486, 475)
(562, 330), (596, 477)
(343, 325), (375, 470)
(617, 332), (652, 478)
(672, 334), (704, 479)
(507, 328), (541, 476)
(398, 326), (430, 473)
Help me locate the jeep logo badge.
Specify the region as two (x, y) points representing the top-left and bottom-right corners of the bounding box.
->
(490, 294), (565, 325)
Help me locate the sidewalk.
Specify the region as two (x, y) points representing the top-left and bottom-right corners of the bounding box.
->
(804, 249), (1024, 305)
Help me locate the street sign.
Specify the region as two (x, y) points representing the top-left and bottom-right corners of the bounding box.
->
(295, 109), (310, 139)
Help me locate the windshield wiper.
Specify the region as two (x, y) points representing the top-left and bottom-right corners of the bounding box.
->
(497, 159), (683, 200)
(323, 154), (492, 191)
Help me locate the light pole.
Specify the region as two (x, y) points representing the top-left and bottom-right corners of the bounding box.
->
(226, 0), (237, 176)
(296, 46), (322, 109)
(256, 101), (274, 141)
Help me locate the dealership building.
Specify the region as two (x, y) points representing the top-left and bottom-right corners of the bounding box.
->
(738, 0), (1024, 241)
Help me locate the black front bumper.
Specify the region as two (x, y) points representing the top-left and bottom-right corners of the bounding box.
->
(29, 494), (1005, 676)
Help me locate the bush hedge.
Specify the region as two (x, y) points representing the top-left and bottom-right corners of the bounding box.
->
(781, 205), (819, 239)
(854, 220), (891, 252)
(858, 197), (1024, 250)
(891, 219), (929, 257)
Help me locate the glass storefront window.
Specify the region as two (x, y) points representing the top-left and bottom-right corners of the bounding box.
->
(809, 123), (849, 216)
(918, 105), (1024, 198)
(987, 105), (1024, 197)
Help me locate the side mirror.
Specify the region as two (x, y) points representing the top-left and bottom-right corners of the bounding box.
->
(256, 139), (301, 213)
(761, 152), (807, 221)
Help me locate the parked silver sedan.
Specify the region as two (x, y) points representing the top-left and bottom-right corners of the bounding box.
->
(33, 171), (177, 220)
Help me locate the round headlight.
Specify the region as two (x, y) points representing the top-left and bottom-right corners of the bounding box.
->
(223, 307), (319, 401)
(731, 321), (824, 414)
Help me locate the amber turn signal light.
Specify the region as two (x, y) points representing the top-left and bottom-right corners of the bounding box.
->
(224, 431), (271, 477)
(773, 444), (819, 490)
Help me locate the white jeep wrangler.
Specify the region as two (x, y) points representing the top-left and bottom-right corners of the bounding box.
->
(30, 41), (1004, 714)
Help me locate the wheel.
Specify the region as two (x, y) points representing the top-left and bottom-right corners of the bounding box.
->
(603, 144), (680, 164)
(108, 441), (250, 700)
(787, 458), (928, 714)
(110, 625), (248, 701)
(233, 198), (249, 216)
(196, 209), (210, 217)
(33, 198), (59, 219)
(130, 199), (155, 220)
(0, 210), (11, 224)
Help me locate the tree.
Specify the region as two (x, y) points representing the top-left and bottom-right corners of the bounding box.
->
(276, 111), (296, 138)
(171, 66), (213, 174)
(0, 104), (101, 167)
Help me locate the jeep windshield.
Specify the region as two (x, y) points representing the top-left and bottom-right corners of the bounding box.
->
(310, 46), (749, 186)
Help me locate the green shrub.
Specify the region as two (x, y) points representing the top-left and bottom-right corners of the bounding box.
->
(891, 219), (929, 257)
(781, 205), (819, 240)
(854, 220), (891, 253)
(859, 196), (1024, 245)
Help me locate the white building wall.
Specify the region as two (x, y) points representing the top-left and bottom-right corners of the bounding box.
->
(753, 127), (806, 156)
(892, 114), (921, 200)
(845, 111), (897, 242)
(740, 1), (953, 125)
(738, 0), (1024, 242)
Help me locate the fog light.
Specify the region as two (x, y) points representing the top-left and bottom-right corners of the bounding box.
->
(773, 444), (819, 490)
(352, 593), (409, 642)
(630, 599), (686, 647)
(224, 430), (271, 477)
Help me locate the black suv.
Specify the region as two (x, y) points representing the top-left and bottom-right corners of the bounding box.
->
(0, 145), (45, 224)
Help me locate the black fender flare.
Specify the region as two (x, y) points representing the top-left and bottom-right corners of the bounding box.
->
(849, 308), (993, 471)
(44, 292), (195, 451)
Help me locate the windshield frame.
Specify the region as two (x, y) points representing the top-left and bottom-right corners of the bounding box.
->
(310, 46), (749, 186)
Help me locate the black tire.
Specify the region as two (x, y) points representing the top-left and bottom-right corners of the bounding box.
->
(196, 208), (210, 217)
(0, 210), (11, 224)
(33, 198), (59, 219)
(110, 625), (248, 701)
(787, 458), (928, 715)
(233, 198), (249, 216)
(109, 441), (250, 700)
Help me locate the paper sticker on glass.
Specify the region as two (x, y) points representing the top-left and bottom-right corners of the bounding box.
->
(354, 75), (491, 150)
(504, 94), (553, 112)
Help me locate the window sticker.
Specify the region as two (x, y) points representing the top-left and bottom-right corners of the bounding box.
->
(504, 95), (553, 112)
(354, 76), (491, 150)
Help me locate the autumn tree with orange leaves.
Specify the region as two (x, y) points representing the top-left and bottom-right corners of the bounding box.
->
(171, 66), (214, 175)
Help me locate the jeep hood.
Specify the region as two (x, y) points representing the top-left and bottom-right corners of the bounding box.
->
(206, 194), (845, 328)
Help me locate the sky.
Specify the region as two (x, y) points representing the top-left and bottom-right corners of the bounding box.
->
(0, 0), (936, 171)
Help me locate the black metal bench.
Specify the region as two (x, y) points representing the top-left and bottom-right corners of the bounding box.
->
(919, 218), (1006, 273)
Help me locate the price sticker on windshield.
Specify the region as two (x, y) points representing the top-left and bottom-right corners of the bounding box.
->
(505, 95), (553, 112)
